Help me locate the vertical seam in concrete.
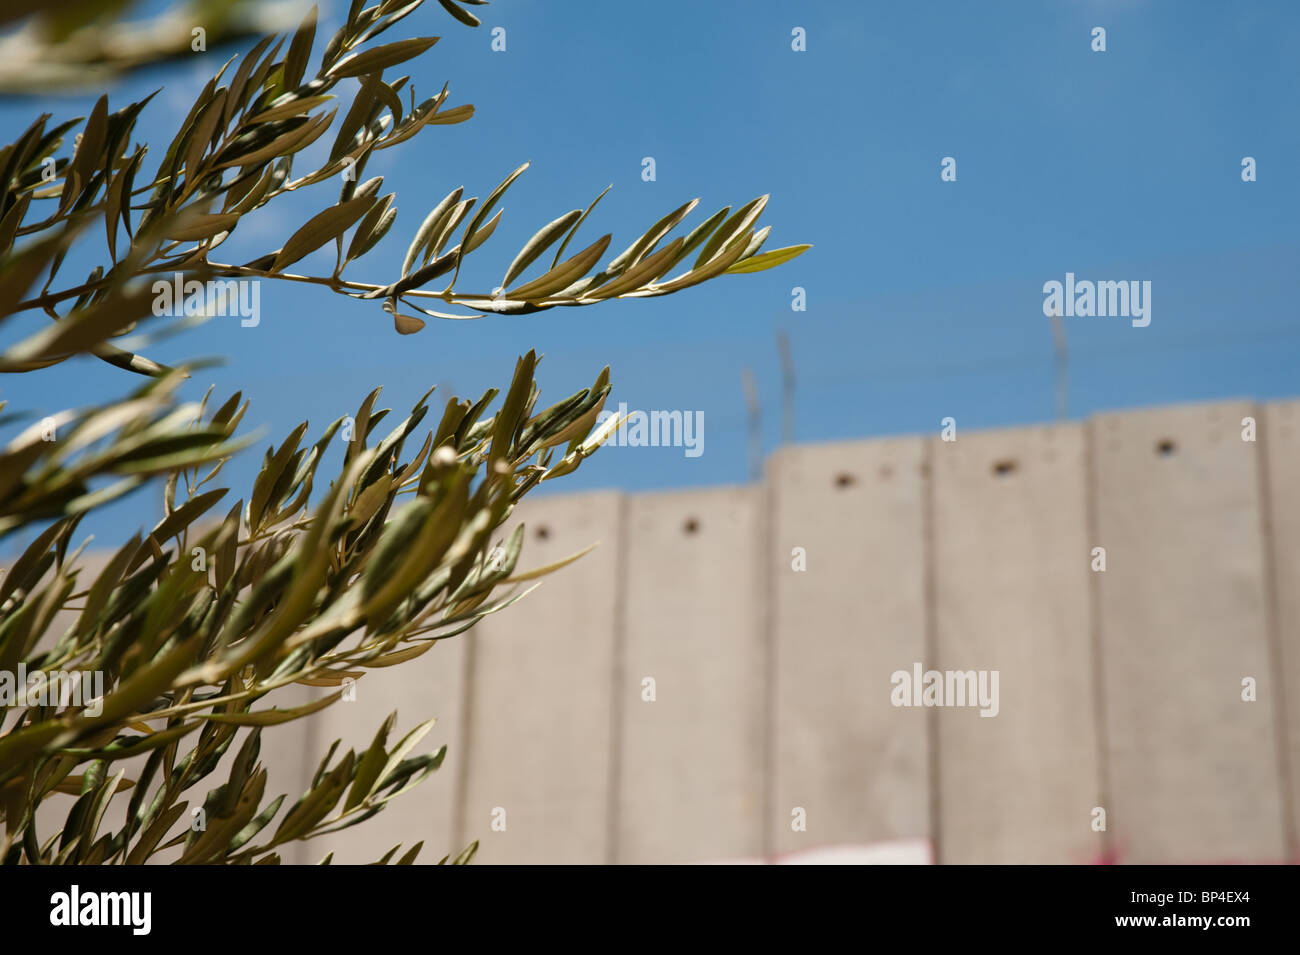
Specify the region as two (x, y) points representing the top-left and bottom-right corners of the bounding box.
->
(759, 460), (778, 860)
(450, 623), (477, 855)
(1083, 417), (1113, 861)
(603, 493), (630, 865)
(921, 438), (942, 864)
(1254, 404), (1297, 861)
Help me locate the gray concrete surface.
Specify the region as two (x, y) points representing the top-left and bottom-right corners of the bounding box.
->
(455, 491), (624, 864)
(931, 422), (1104, 864)
(1093, 402), (1287, 863)
(767, 437), (932, 856)
(615, 487), (765, 863)
(1261, 400), (1300, 859)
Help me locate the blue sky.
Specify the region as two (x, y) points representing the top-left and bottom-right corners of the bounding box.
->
(3, 0), (1299, 545)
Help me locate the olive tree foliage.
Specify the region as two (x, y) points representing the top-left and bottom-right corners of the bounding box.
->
(0, 0), (807, 864)
(0, 0), (312, 94)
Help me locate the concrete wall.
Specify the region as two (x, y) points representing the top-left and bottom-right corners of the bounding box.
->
(931, 422), (1103, 864)
(616, 487), (766, 864)
(1092, 403), (1287, 863)
(767, 437), (931, 858)
(56, 398), (1294, 865)
(457, 492), (623, 865)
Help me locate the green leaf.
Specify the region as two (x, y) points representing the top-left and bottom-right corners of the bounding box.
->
(161, 213), (241, 242)
(402, 187), (463, 277)
(375, 720), (438, 791)
(346, 193), (397, 262)
(724, 243), (812, 274)
(550, 184), (610, 268)
(502, 210), (581, 287)
(607, 198), (698, 275)
(424, 104), (474, 125)
(345, 711), (396, 811)
(693, 195), (768, 268)
(449, 841), (478, 865)
(449, 162), (528, 286)
(500, 540), (599, 583)
(461, 208), (501, 255)
(0, 193), (32, 258)
(247, 93), (336, 126)
(213, 109), (336, 170)
(490, 350), (537, 467)
(229, 794), (285, 853)
(283, 6), (320, 91)
(437, 0), (481, 28)
(589, 236), (684, 299)
(327, 37), (440, 78)
(395, 841), (424, 864)
(200, 691), (342, 726)
(506, 233), (611, 301)
(61, 95), (107, 211)
(272, 195), (375, 271)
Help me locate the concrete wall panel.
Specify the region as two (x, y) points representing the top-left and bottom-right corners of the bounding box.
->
(1261, 400), (1300, 859)
(932, 423), (1103, 864)
(458, 492), (623, 864)
(1093, 401), (1286, 863)
(768, 437), (931, 856)
(615, 487), (765, 863)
